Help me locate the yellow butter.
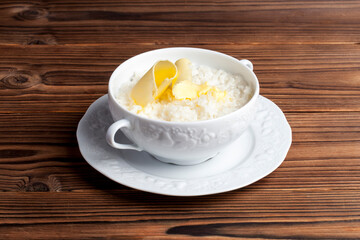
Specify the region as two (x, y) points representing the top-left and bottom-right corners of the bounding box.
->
(173, 58), (226, 100)
(173, 81), (212, 100)
(158, 88), (174, 102)
(209, 87), (227, 101)
(174, 58), (192, 85)
(172, 58), (195, 100)
(130, 60), (178, 107)
(173, 58), (210, 100)
(130, 58), (226, 106)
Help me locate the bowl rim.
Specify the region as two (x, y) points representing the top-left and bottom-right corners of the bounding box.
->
(108, 47), (260, 126)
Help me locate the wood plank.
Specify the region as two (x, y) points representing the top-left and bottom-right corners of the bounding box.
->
(0, 0), (359, 45)
(0, 110), (359, 192)
(0, 136), (359, 192)
(1, 111), (360, 144)
(0, 190), (360, 239)
(287, 112), (360, 143)
(1, 1), (360, 239)
(0, 44), (359, 113)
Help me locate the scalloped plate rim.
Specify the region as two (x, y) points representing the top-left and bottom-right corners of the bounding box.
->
(76, 95), (292, 196)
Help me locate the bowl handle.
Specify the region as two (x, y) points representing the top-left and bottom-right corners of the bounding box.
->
(106, 119), (143, 151)
(239, 59), (253, 71)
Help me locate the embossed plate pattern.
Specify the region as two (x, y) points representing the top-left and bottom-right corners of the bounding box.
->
(77, 95), (292, 196)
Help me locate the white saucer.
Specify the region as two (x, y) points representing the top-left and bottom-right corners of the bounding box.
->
(77, 95), (292, 196)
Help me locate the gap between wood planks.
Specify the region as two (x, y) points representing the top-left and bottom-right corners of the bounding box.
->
(0, 42), (359, 47)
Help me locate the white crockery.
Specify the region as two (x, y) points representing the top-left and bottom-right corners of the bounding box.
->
(77, 95), (292, 196)
(106, 47), (260, 165)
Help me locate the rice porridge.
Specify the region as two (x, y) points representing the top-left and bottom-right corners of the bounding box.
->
(116, 60), (253, 122)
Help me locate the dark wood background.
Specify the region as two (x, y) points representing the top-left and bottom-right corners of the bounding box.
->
(1, 0), (360, 239)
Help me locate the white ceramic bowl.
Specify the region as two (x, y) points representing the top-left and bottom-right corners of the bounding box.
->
(106, 47), (259, 165)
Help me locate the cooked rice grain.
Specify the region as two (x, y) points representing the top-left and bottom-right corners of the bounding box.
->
(116, 65), (253, 122)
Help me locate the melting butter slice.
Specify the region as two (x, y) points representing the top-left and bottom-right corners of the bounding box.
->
(131, 58), (227, 106)
(173, 58), (194, 100)
(172, 58), (209, 100)
(173, 80), (211, 100)
(173, 58), (226, 100)
(174, 58), (192, 85)
(130, 60), (178, 107)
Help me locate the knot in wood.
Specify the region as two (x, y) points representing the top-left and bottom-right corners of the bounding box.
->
(16, 7), (48, 21)
(19, 176), (62, 192)
(26, 182), (50, 192)
(26, 34), (57, 45)
(1, 70), (41, 89)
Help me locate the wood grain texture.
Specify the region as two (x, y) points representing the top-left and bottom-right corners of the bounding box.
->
(0, 44), (359, 113)
(1, 190), (360, 239)
(1, 0), (360, 239)
(0, 0), (360, 45)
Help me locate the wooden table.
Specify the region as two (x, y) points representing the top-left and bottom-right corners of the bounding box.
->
(1, 1), (360, 239)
